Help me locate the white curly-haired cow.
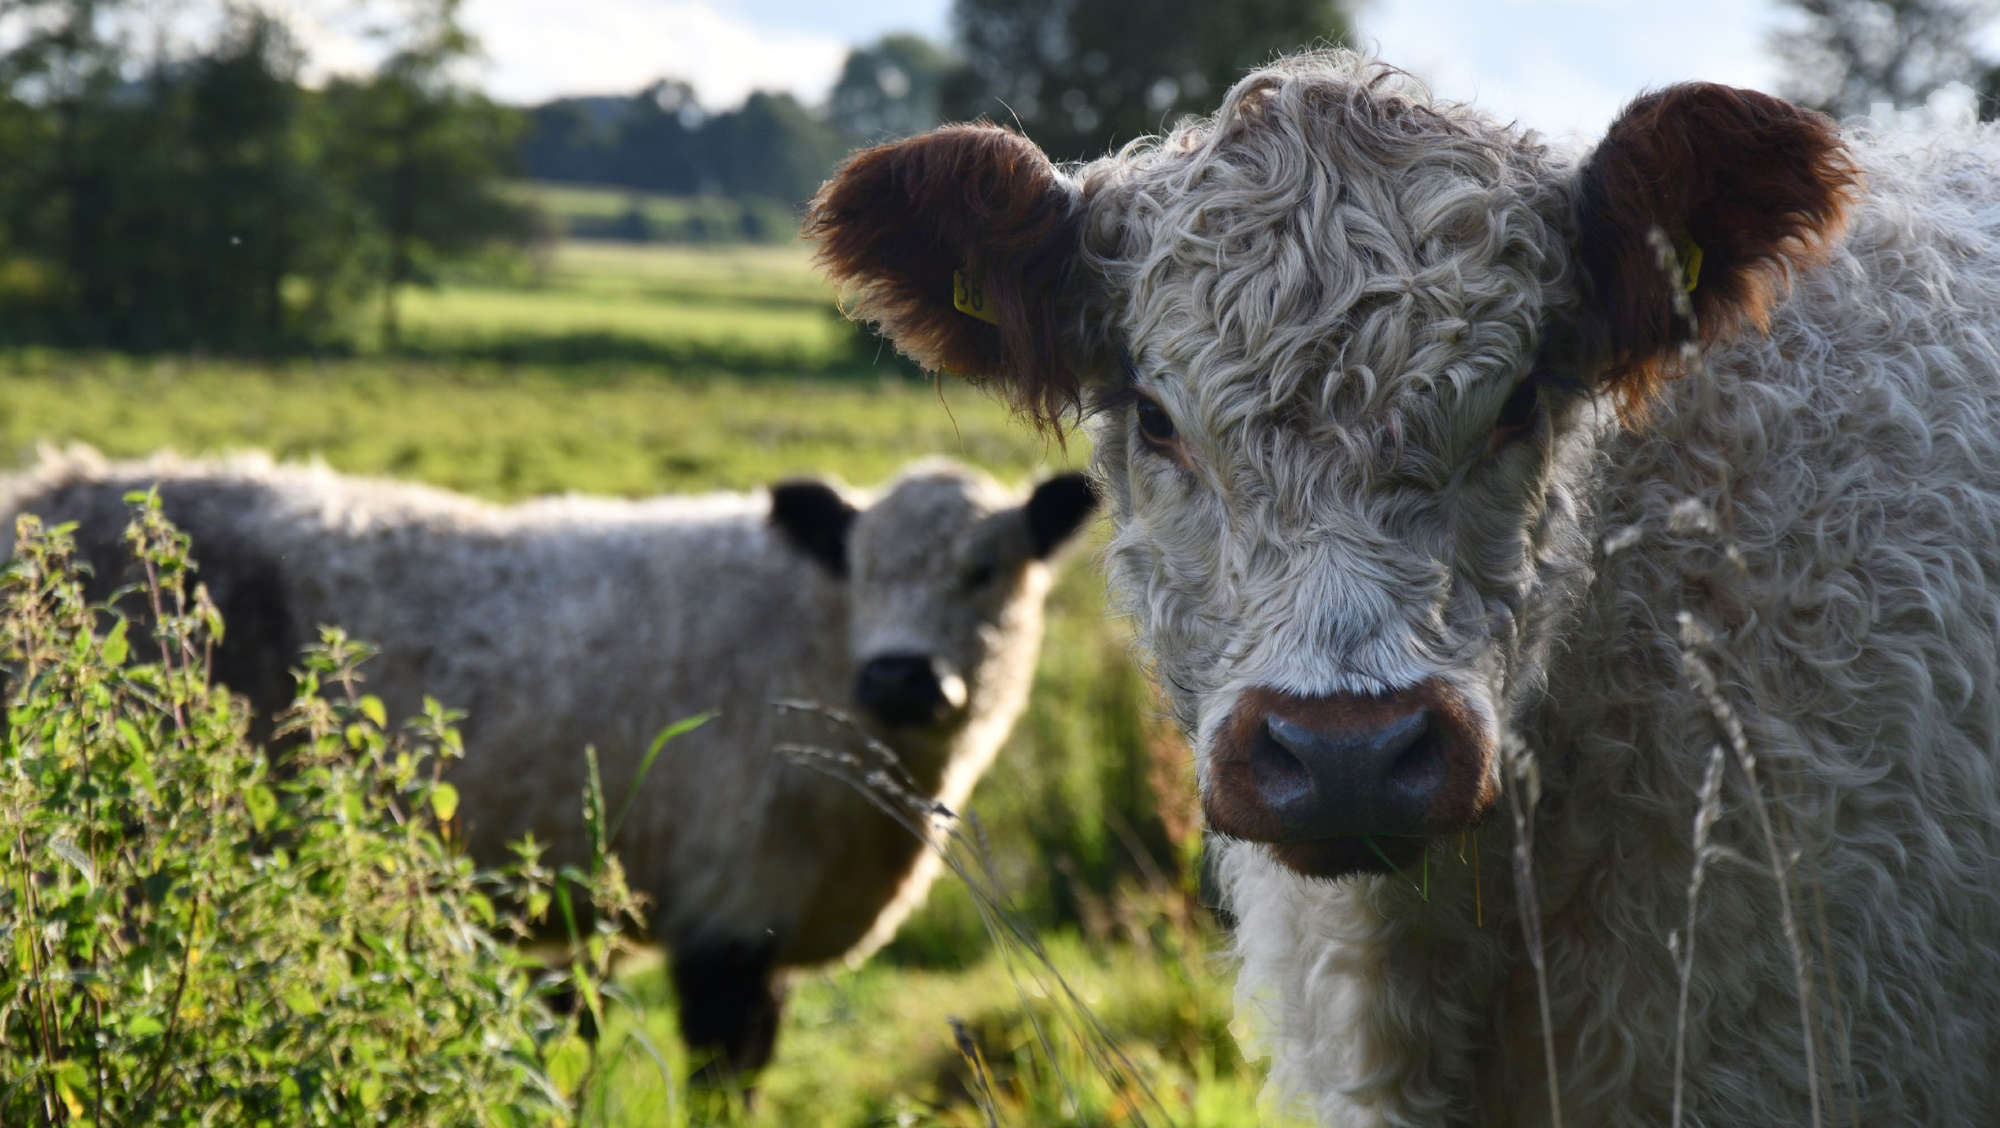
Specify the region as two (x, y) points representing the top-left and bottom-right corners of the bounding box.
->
(807, 50), (2000, 1126)
(2, 448), (1095, 1083)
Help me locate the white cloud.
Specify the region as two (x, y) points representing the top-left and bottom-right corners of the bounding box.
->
(188, 0), (847, 109)
(1361, 0), (1785, 145)
(463, 0), (850, 107)
(263, 0), (380, 82)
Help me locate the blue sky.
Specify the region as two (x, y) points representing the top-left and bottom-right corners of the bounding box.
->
(265, 0), (1855, 142)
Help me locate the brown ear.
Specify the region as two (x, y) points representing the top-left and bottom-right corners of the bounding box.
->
(803, 124), (1084, 432)
(1574, 83), (1860, 415)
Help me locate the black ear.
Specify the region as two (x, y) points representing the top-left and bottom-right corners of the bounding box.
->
(1024, 472), (1097, 558)
(770, 480), (859, 578)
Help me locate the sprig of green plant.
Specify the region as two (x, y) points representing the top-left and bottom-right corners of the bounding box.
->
(0, 497), (648, 1126)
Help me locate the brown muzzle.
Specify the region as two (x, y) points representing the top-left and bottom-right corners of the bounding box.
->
(1204, 681), (1494, 879)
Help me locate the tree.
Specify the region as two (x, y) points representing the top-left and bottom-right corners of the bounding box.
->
(608, 80), (704, 193)
(177, 9), (329, 349)
(702, 90), (848, 205)
(942, 0), (1352, 161)
(826, 33), (956, 143)
(319, 0), (530, 347)
(517, 96), (625, 185)
(0, 0), (357, 349)
(0, 0), (133, 339)
(1771, 0), (2000, 118)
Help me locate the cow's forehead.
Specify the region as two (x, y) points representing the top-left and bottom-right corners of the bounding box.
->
(854, 468), (1009, 576)
(1077, 64), (1574, 434)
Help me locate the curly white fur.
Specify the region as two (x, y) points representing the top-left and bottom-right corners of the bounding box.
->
(815, 51), (2000, 1126)
(0, 449), (1078, 974)
(1113, 66), (2000, 1127)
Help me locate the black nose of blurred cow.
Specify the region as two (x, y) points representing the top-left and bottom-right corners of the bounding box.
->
(853, 652), (964, 727)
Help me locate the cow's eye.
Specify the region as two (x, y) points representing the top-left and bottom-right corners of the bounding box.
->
(962, 560), (997, 589)
(1135, 396), (1178, 445)
(1493, 377), (1540, 440)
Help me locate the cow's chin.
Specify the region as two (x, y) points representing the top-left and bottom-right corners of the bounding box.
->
(1259, 833), (1433, 881)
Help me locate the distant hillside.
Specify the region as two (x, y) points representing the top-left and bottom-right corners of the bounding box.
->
(515, 82), (844, 206)
(505, 181), (796, 245)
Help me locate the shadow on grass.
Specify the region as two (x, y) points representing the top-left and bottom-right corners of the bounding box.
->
(391, 314), (927, 380)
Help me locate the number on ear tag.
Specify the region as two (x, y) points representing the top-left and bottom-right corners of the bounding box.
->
(952, 269), (1000, 325)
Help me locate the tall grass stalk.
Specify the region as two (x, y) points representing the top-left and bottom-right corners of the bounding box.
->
(1644, 224), (1826, 1126)
(1498, 732), (1563, 1128)
(1676, 615), (1823, 1128)
(1670, 743), (1727, 1128)
(772, 698), (1182, 1127)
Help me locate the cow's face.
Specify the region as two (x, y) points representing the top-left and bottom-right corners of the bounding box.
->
(808, 53), (1853, 879)
(771, 463), (1095, 737)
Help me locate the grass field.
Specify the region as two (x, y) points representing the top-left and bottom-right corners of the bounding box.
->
(395, 241), (868, 370)
(0, 239), (1284, 1125)
(504, 181), (797, 245)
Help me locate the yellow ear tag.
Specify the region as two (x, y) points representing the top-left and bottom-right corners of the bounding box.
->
(1677, 239), (1704, 294)
(952, 269), (1000, 325)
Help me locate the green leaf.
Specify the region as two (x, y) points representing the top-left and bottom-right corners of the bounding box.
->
(124, 1013), (166, 1038)
(245, 784), (278, 833)
(101, 616), (129, 665)
(429, 782), (459, 823)
(358, 694), (387, 728)
(611, 711), (712, 840)
(53, 1060), (88, 1118)
(283, 986), (321, 1016)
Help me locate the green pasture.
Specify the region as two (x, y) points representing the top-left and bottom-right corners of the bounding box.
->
(505, 181), (796, 245)
(0, 240), (1276, 1125)
(0, 354), (1054, 499)
(395, 241), (869, 369)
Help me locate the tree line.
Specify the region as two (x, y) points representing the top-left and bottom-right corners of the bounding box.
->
(0, 0), (525, 353)
(517, 1), (1354, 199)
(522, 0), (2000, 206)
(2, 0), (1993, 357)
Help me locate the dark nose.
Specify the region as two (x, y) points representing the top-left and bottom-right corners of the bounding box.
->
(853, 653), (948, 727)
(1250, 707), (1446, 839)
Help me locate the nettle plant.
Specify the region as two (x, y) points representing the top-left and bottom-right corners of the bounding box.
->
(0, 498), (643, 1127)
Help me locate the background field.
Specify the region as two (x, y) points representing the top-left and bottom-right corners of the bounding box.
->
(402, 242), (860, 366)
(0, 240), (1282, 1126)
(501, 182), (798, 245)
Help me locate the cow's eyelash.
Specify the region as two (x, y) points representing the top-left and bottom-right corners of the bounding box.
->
(1089, 352), (1147, 417)
(1089, 381), (1143, 417)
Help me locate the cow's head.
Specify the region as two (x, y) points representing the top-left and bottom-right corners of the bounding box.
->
(806, 53), (1856, 880)
(771, 461), (1095, 738)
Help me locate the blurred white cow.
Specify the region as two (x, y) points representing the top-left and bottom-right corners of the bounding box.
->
(3, 449), (1095, 1084)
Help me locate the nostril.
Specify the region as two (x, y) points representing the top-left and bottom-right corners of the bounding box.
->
(1386, 722), (1448, 798)
(1246, 708), (1448, 838)
(860, 656), (930, 693)
(1250, 719), (1313, 810)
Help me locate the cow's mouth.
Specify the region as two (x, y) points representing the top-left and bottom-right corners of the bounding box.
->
(1261, 834), (1432, 881)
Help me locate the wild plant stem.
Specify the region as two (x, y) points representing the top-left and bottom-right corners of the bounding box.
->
(1678, 629), (1823, 1128)
(1499, 735), (1563, 1128)
(1671, 744), (1727, 1128)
